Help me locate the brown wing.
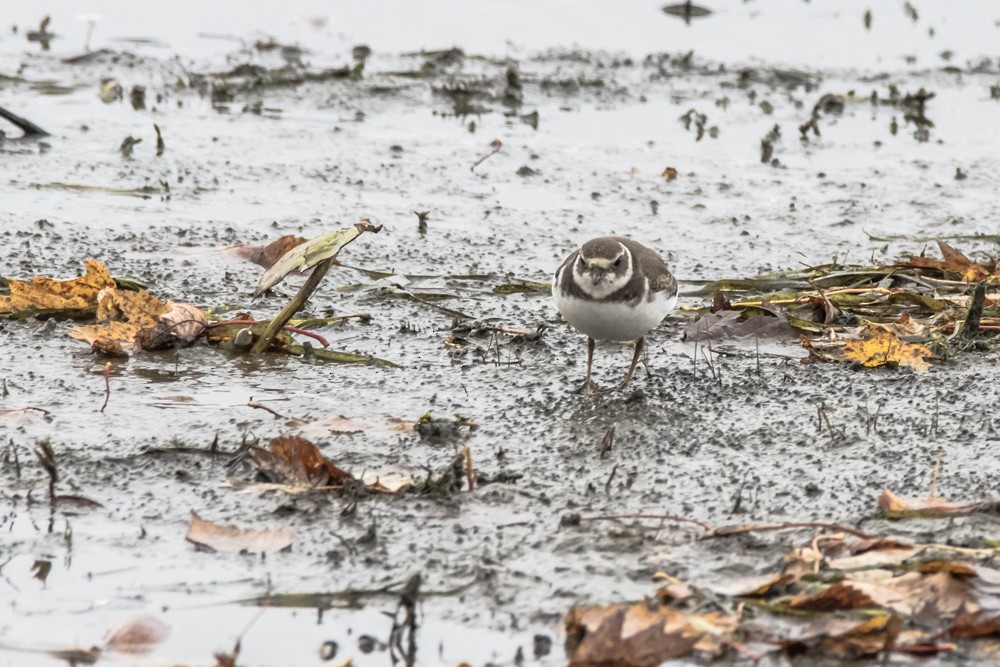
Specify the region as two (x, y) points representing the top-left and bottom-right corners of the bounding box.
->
(620, 238), (677, 298)
(650, 271), (677, 297)
(553, 249), (580, 295)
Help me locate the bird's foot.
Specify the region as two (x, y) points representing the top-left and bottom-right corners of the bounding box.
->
(575, 379), (605, 395)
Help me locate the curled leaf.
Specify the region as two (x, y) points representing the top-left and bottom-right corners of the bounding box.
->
(250, 435), (352, 488)
(254, 221), (382, 297)
(105, 615), (170, 654)
(898, 240), (992, 282)
(185, 511), (295, 554)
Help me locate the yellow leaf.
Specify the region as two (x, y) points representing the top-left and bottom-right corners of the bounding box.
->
(838, 328), (932, 372)
(0, 259), (114, 314)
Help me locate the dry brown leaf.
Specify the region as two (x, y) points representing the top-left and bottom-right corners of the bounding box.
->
(244, 435), (413, 494)
(787, 582), (876, 612)
(69, 288), (207, 355)
(158, 302), (208, 344)
(250, 435), (352, 488)
(185, 511), (295, 554)
(838, 327), (933, 372)
(826, 544), (922, 571)
(899, 240), (991, 282)
(0, 259), (115, 314)
(104, 615), (170, 653)
(230, 235), (308, 269)
(814, 613), (895, 658)
(750, 612), (893, 658)
(711, 573), (795, 598)
(655, 582), (695, 602)
(876, 489), (978, 518)
(864, 313), (929, 338)
(918, 560), (978, 575)
(845, 570), (968, 632)
(565, 601), (732, 666)
(684, 310), (797, 342)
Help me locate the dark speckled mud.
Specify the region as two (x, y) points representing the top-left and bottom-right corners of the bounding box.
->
(2, 2), (1000, 665)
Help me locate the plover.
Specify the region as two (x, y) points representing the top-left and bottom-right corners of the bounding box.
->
(553, 236), (678, 393)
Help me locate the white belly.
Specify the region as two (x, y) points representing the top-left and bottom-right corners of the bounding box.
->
(554, 290), (677, 342)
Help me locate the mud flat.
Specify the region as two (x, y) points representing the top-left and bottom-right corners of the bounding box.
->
(2, 2), (1000, 665)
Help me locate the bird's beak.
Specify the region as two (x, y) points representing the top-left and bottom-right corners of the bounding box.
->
(590, 268), (603, 285)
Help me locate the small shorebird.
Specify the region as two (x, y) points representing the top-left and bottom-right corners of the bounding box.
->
(553, 236), (678, 393)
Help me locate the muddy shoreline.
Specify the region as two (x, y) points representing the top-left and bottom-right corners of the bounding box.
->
(3, 2), (1000, 665)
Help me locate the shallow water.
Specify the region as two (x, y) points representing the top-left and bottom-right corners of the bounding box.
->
(2, 2), (1000, 665)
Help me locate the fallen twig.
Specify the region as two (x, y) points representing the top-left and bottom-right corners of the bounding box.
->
(247, 400), (286, 420)
(209, 319), (329, 347)
(0, 105), (49, 137)
(579, 513), (713, 531)
(282, 325), (328, 347)
(464, 446), (476, 491)
(470, 138), (502, 171)
(703, 521), (874, 540)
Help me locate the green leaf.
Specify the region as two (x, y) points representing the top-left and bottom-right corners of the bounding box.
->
(253, 221), (382, 298)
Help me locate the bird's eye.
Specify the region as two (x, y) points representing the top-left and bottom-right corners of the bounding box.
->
(613, 257), (622, 269)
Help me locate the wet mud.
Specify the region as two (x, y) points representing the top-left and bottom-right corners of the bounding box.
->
(2, 2), (1000, 665)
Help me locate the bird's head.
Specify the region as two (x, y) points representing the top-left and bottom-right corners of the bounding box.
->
(573, 238), (633, 298)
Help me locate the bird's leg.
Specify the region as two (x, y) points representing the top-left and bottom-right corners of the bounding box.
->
(577, 337), (602, 394)
(619, 336), (646, 390)
(640, 339), (653, 379)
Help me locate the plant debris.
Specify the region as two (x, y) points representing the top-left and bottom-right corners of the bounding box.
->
(248, 435), (352, 488)
(682, 240), (1000, 371)
(566, 506), (1000, 664)
(253, 221), (381, 297)
(234, 434), (414, 495)
(104, 616), (170, 654)
(230, 235), (308, 268)
(70, 288), (207, 355)
(0, 259), (115, 317)
(836, 327), (933, 371)
(185, 511), (295, 554)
